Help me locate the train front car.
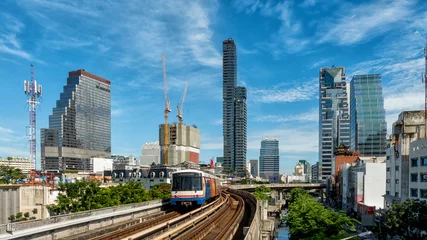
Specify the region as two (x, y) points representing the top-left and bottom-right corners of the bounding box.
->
(171, 170), (220, 207)
(171, 170), (205, 206)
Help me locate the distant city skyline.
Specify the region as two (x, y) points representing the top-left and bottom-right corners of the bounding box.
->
(0, 1), (426, 175)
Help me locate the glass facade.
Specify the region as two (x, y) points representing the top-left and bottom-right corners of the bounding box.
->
(319, 67), (349, 179)
(41, 69), (111, 171)
(222, 38), (247, 177)
(350, 74), (386, 156)
(223, 38), (237, 173)
(259, 137), (279, 180)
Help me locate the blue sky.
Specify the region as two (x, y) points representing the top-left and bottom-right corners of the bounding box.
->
(0, 0), (426, 174)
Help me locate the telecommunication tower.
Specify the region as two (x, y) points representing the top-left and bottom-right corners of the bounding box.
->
(24, 64), (42, 170)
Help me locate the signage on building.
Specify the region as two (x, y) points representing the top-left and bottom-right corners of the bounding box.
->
(358, 202), (375, 215)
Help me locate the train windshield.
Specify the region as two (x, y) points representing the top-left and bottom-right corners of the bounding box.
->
(172, 172), (202, 191)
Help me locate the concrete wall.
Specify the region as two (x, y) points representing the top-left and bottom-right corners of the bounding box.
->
(20, 186), (50, 220)
(0, 185), (20, 224)
(364, 163), (386, 209)
(227, 188), (262, 240)
(0, 199), (167, 240)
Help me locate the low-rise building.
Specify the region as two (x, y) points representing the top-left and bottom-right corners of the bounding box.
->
(409, 138), (427, 200)
(384, 111), (426, 208)
(0, 157), (34, 173)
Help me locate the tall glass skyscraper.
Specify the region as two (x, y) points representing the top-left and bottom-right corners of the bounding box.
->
(319, 67), (350, 180)
(41, 69), (111, 171)
(350, 74), (387, 156)
(259, 137), (279, 180)
(222, 38), (237, 173)
(222, 38), (247, 176)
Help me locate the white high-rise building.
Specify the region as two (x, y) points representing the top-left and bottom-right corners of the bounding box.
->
(140, 141), (161, 166)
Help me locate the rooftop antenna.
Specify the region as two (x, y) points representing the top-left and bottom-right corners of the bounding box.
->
(24, 65), (42, 170)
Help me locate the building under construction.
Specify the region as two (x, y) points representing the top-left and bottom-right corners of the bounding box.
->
(159, 123), (200, 165)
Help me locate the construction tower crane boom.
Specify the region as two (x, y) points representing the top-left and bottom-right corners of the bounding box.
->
(162, 53), (171, 165)
(177, 81), (188, 124)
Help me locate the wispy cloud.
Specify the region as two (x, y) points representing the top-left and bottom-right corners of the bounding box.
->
(256, 108), (318, 122)
(0, 146), (29, 158)
(249, 78), (317, 103)
(233, 0), (309, 55)
(310, 59), (331, 70)
(239, 46), (258, 55)
(211, 119), (223, 126)
(299, 0), (316, 8)
(247, 123), (318, 153)
(0, 13), (35, 61)
(318, 0), (415, 45)
(0, 127), (14, 134)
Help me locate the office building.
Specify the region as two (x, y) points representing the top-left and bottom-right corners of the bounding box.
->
(159, 123), (200, 165)
(298, 160), (312, 182)
(250, 159), (258, 177)
(216, 156), (224, 164)
(319, 67), (350, 180)
(350, 74), (387, 156)
(384, 111), (426, 208)
(409, 138), (427, 200)
(222, 38), (247, 176)
(259, 137), (279, 180)
(41, 69), (111, 171)
(0, 157), (34, 173)
(235, 86), (247, 175)
(311, 162), (319, 183)
(140, 141), (161, 166)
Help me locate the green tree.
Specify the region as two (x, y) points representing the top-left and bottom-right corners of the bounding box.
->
(0, 165), (26, 183)
(381, 198), (427, 239)
(32, 208), (38, 214)
(24, 212), (30, 218)
(149, 183), (171, 200)
(8, 215), (15, 222)
(285, 188), (357, 240)
(253, 185), (271, 200)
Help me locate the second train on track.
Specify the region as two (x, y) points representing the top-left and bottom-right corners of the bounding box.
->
(170, 169), (221, 206)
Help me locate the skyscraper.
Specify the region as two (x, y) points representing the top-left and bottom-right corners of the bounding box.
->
(350, 74), (387, 156)
(259, 137), (279, 180)
(235, 86), (247, 175)
(41, 69), (111, 171)
(222, 38), (237, 173)
(222, 38), (247, 176)
(319, 67), (350, 180)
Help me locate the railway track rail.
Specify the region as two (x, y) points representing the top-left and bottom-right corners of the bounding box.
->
(86, 190), (245, 240)
(122, 191), (244, 240)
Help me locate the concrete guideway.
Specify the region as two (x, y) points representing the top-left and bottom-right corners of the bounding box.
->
(0, 200), (169, 240)
(229, 183), (325, 191)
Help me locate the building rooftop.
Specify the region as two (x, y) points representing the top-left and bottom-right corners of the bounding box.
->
(69, 69), (111, 85)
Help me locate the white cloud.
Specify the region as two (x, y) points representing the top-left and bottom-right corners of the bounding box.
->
(318, 1), (415, 45)
(0, 13), (35, 61)
(211, 119), (223, 126)
(247, 124), (318, 153)
(310, 59), (332, 70)
(0, 127), (14, 134)
(256, 108), (318, 122)
(249, 78), (318, 103)
(0, 147), (29, 158)
(299, 0), (316, 8)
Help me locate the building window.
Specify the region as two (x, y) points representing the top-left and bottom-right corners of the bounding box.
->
(386, 191), (390, 195)
(421, 189), (427, 199)
(411, 158), (418, 167)
(423, 158), (427, 166)
(387, 167), (390, 172)
(395, 166), (399, 171)
(421, 173), (427, 182)
(386, 156), (390, 160)
(395, 179), (399, 184)
(411, 189), (418, 198)
(411, 174), (418, 182)
(395, 192), (399, 197)
(386, 179), (390, 183)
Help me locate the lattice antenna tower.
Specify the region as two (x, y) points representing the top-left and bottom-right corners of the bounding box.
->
(423, 38), (427, 137)
(24, 64), (42, 170)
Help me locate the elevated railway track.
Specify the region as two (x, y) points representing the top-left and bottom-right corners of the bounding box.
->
(66, 190), (245, 240)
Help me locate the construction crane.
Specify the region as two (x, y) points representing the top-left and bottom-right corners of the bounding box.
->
(162, 53), (171, 165)
(177, 81), (188, 125)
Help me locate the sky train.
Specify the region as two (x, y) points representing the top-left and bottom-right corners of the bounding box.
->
(170, 169), (221, 206)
